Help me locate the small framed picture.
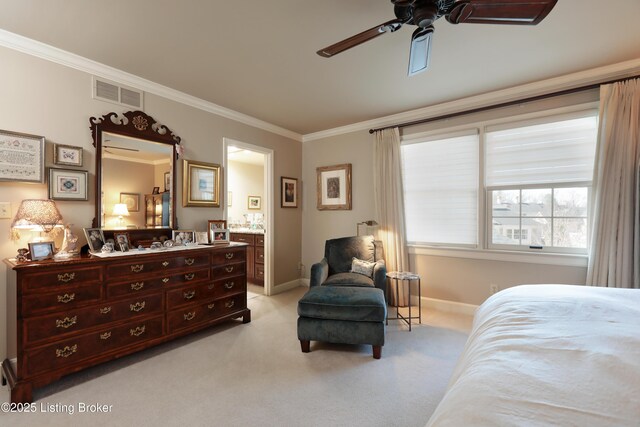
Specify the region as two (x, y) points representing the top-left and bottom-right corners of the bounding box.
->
(152, 186), (160, 194)
(53, 144), (83, 167)
(248, 195), (261, 210)
(28, 241), (55, 261)
(172, 229), (195, 245)
(317, 163), (352, 210)
(48, 168), (89, 201)
(83, 228), (105, 252)
(113, 231), (132, 252)
(212, 229), (230, 244)
(195, 231), (209, 245)
(164, 172), (171, 192)
(120, 192), (140, 212)
(208, 220), (227, 242)
(281, 176), (298, 208)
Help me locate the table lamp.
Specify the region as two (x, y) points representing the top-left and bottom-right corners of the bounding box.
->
(11, 199), (64, 241)
(112, 203), (130, 228)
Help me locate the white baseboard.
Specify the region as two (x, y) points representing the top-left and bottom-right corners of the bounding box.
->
(271, 279), (305, 295)
(422, 297), (478, 316)
(299, 278), (310, 287)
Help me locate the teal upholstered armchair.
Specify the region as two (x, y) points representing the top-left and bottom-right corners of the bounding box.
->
(310, 235), (386, 292)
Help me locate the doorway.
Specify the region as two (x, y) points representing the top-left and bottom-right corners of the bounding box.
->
(223, 138), (274, 296)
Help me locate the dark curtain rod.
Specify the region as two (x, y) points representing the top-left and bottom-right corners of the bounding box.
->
(369, 74), (640, 134)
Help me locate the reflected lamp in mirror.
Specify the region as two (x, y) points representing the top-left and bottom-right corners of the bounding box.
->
(11, 199), (64, 242)
(356, 220), (379, 237)
(112, 203), (130, 228)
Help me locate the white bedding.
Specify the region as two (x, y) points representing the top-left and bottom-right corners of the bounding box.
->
(426, 285), (640, 427)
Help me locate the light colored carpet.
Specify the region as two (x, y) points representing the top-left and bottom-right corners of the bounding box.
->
(1, 287), (472, 427)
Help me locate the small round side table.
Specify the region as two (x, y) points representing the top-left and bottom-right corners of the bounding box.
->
(386, 271), (421, 331)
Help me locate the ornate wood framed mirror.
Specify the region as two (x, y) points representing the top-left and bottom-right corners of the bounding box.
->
(90, 111), (181, 230)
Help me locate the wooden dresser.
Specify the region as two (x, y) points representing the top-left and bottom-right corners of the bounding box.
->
(2, 243), (250, 403)
(230, 232), (264, 285)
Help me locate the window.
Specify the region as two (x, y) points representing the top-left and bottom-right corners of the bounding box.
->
(402, 132), (479, 246)
(486, 114), (598, 253)
(401, 108), (598, 256)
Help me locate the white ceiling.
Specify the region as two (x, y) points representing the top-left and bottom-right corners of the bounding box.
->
(1, 1), (640, 135)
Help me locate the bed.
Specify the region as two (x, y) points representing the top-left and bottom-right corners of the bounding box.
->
(426, 285), (640, 426)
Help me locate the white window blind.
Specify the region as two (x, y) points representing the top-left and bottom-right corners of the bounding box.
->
(485, 114), (598, 187)
(402, 132), (479, 245)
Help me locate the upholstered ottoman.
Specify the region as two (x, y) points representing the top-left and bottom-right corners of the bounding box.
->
(297, 286), (387, 359)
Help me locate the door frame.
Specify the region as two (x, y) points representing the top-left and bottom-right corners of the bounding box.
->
(223, 137), (274, 296)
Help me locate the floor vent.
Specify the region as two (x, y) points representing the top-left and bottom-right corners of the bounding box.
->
(93, 77), (144, 109)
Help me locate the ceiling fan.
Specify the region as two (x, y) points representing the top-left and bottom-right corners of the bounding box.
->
(317, 0), (558, 76)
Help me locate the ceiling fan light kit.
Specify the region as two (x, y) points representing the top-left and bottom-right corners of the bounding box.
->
(317, 0), (558, 76)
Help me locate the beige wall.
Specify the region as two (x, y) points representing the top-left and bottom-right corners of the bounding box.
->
(0, 46), (302, 360)
(302, 90), (599, 307)
(227, 159), (264, 223)
(102, 158), (154, 228)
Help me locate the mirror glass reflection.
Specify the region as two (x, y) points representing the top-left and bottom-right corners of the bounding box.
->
(100, 132), (173, 229)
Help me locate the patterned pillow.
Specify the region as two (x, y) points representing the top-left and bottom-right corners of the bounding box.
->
(350, 257), (376, 278)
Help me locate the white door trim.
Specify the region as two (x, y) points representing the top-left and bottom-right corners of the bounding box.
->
(223, 137), (274, 296)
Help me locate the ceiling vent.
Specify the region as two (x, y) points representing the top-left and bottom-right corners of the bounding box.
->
(93, 77), (144, 109)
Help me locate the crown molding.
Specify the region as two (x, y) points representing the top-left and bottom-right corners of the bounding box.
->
(302, 57), (640, 142)
(0, 29), (302, 142)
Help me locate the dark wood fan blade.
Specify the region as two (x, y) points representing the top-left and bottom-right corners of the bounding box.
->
(408, 26), (434, 76)
(447, 0), (558, 25)
(317, 19), (403, 57)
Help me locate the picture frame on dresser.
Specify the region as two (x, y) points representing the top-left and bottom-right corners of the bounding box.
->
(172, 229), (195, 245)
(83, 228), (105, 252)
(27, 241), (54, 261)
(212, 229), (230, 244)
(113, 231), (131, 251)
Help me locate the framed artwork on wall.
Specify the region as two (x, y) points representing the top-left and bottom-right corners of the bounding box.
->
(183, 159), (220, 207)
(120, 192), (140, 212)
(248, 196), (261, 210)
(316, 163), (352, 210)
(0, 129), (45, 183)
(53, 144), (83, 167)
(281, 176), (298, 208)
(164, 171), (171, 192)
(48, 168), (89, 201)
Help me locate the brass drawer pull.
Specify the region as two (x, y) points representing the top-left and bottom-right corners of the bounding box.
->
(56, 316), (77, 329)
(162, 261), (170, 267)
(162, 277), (170, 284)
(225, 266), (234, 273)
(185, 258), (195, 265)
(57, 272), (76, 283)
(57, 293), (75, 304)
(207, 303), (215, 310)
(207, 284), (215, 290)
(131, 282), (145, 291)
(56, 344), (77, 358)
(184, 273), (195, 281)
(224, 282), (234, 289)
(183, 311), (196, 321)
(130, 325), (146, 337)
(225, 300), (235, 309)
(225, 253), (234, 260)
(131, 264), (144, 273)
(183, 290), (196, 300)
(100, 306), (112, 314)
(259, 254), (264, 259)
(100, 332), (112, 340)
(130, 301), (146, 312)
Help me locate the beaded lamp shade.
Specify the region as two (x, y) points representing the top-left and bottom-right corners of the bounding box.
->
(11, 199), (63, 232)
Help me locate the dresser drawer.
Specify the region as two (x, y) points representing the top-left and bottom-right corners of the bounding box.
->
(23, 285), (102, 316)
(24, 315), (164, 377)
(25, 293), (164, 344)
(209, 276), (245, 299)
(166, 275), (245, 309)
(106, 253), (209, 278)
(167, 294), (246, 334)
(107, 268), (209, 298)
(256, 235), (264, 246)
(230, 233), (255, 245)
(255, 264), (265, 280)
(22, 266), (103, 293)
(211, 247), (245, 264)
(255, 247), (264, 264)
(211, 262), (245, 280)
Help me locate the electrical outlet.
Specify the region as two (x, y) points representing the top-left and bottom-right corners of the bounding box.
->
(0, 202), (11, 219)
(490, 284), (499, 295)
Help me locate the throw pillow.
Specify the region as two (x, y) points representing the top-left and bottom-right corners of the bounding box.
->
(351, 257), (376, 278)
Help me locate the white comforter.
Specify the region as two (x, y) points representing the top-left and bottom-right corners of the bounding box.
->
(426, 285), (640, 427)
